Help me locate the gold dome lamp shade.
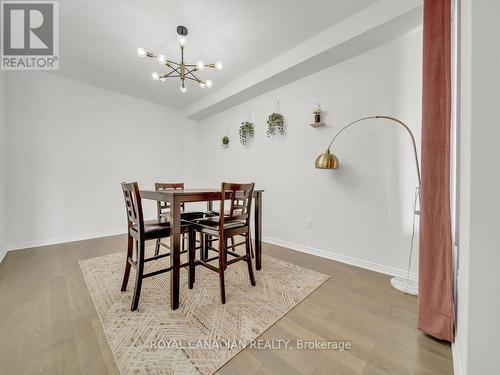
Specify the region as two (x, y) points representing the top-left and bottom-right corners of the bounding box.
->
(315, 149), (338, 169)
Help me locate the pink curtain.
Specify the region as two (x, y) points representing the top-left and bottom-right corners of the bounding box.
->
(418, 0), (455, 342)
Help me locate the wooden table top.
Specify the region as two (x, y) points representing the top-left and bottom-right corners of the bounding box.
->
(141, 188), (263, 194)
(141, 189), (264, 200)
(140, 188), (263, 202)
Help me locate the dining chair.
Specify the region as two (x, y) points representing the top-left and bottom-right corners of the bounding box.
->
(154, 182), (204, 256)
(121, 182), (193, 311)
(204, 200), (255, 260)
(189, 182), (256, 304)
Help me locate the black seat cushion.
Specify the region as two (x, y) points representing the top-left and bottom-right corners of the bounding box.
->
(192, 216), (245, 231)
(130, 218), (190, 240)
(204, 210), (231, 218)
(159, 211), (205, 221)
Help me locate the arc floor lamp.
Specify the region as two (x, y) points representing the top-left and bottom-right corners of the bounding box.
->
(315, 115), (420, 295)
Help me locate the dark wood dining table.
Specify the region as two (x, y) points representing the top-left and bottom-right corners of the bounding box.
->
(140, 188), (264, 310)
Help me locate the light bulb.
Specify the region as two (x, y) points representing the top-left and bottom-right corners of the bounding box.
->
(178, 36), (186, 46)
(137, 47), (146, 58)
(151, 72), (160, 81)
(199, 82), (205, 88)
(205, 80), (212, 88)
(158, 54), (166, 64)
(160, 76), (167, 82)
(196, 61), (204, 70)
(215, 61), (223, 71)
(180, 84), (187, 93)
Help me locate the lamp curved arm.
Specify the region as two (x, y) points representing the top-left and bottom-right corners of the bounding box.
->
(326, 115), (421, 186)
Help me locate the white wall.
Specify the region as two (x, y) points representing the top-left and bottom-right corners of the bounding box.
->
(186, 30), (423, 278)
(3, 72), (190, 249)
(0, 71), (6, 262)
(455, 1), (471, 372)
(454, 1), (500, 374)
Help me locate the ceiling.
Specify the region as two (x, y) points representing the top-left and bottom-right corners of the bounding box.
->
(55, 0), (378, 110)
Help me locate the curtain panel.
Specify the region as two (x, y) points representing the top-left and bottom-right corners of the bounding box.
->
(418, 0), (455, 342)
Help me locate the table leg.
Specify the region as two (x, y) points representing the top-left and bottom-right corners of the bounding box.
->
(170, 196), (181, 310)
(254, 191), (262, 270)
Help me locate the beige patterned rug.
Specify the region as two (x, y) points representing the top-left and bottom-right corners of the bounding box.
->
(80, 248), (329, 375)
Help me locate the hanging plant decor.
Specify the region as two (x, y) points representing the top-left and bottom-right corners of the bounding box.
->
(266, 112), (285, 137)
(239, 121), (254, 145)
(221, 135), (230, 148)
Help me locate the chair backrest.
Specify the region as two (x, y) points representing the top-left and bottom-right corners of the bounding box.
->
(220, 182), (255, 228)
(155, 183), (185, 217)
(121, 182), (144, 234)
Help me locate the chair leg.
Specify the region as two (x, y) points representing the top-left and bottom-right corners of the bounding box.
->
(188, 230), (196, 289)
(225, 237), (230, 270)
(131, 239), (145, 311)
(204, 235), (210, 259)
(218, 235), (226, 304)
(248, 228), (255, 259)
(154, 238), (160, 256)
(121, 234), (134, 292)
(200, 233), (205, 261)
(245, 234), (256, 286)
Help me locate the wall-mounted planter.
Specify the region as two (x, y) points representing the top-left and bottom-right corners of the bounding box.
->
(239, 121), (254, 145)
(310, 108), (325, 127)
(221, 135), (230, 149)
(266, 112), (285, 137)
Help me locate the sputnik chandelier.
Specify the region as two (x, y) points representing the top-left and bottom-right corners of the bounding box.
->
(137, 25), (222, 93)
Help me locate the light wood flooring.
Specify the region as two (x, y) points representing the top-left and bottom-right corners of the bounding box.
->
(0, 235), (453, 374)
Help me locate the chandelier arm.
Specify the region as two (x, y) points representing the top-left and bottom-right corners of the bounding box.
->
(185, 67), (199, 75)
(166, 60), (180, 66)
(166, 66), (181, 76)
(185, 76), (202, 83)
(186, 70), (203, 82)
(164, 68), (181, 77)
(162, 73), (180, 79)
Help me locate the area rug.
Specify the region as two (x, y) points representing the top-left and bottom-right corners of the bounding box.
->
(80, 249), (329, 375)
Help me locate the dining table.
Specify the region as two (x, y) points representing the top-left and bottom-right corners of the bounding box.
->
(140, 188), (264, 310)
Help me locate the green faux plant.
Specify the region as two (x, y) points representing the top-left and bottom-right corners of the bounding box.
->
(221, 135), (230, 146)
(239, 121), (254, 145)
(266, 112), (285, 137)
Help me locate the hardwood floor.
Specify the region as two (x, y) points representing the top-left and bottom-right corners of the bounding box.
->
(0, 235), (453, 375)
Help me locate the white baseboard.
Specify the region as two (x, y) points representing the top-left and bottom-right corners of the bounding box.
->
(3, 229), (126, 254)
(452, 341), (464, 375)
(263, 236), (418, 281)
(1, 231), (418, 284)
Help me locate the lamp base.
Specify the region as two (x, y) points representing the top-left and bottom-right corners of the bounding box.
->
(390, 277), (418, 296)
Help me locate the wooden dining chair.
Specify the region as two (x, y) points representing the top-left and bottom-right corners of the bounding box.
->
(204, 201), (255, 260)
(121, 182), (193, 311)
(154, 182), (204, 256)
(189, 182), (256, 304)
